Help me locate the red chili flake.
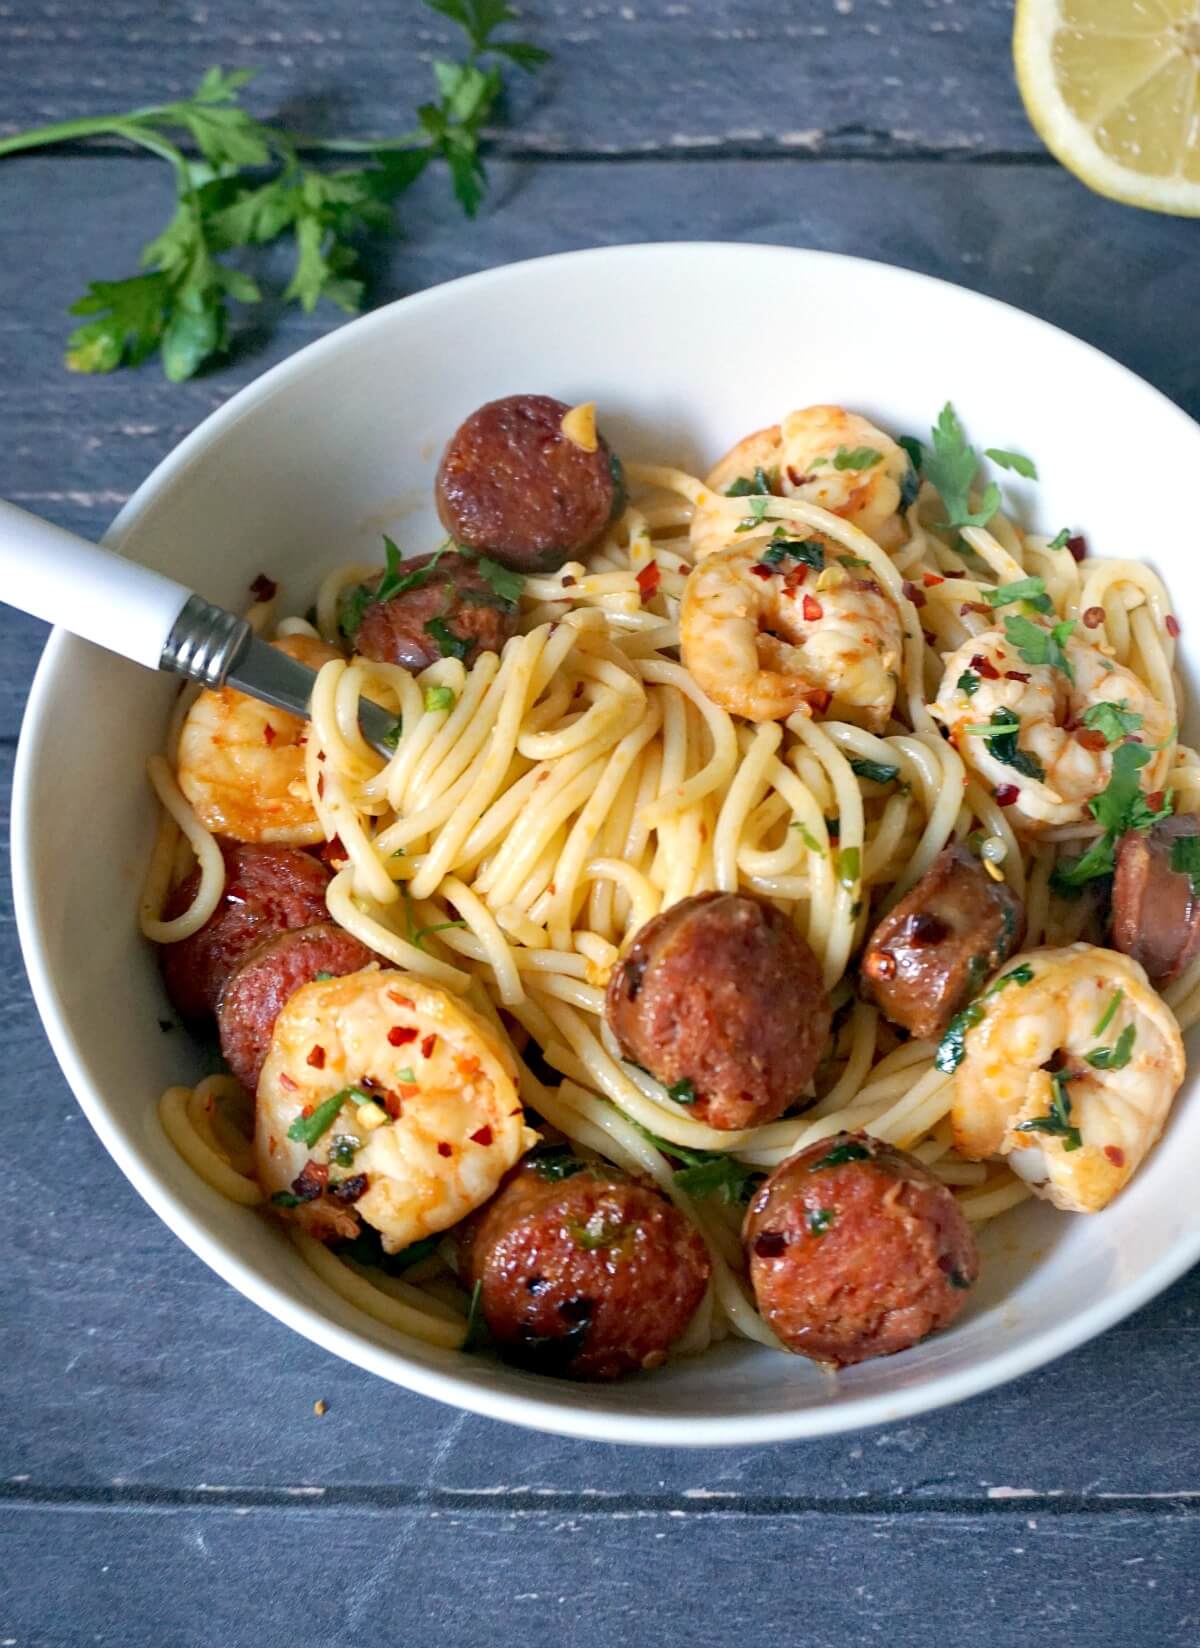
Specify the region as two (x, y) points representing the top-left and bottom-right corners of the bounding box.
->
(1082, 606), (1105, 629)
(1066, 534), (1087, 562)
(636, 561), (661, 599)
(922, 572), (945, 587)
(420, 1034), (437, 1059)
(749, 562), (773, 580)
(809, 688), (832, 714)
(316, 774), (325, 799)
(437, 1141), (453, 1158)
(1104, 1145), (1126, 1167)
(1167, 614), (1181, 638)
(387, 1025), (418, 1046)
(386, 990), (415, 1009)
(249, 573), (278, 602)
(902, 580), (926, 608)
(802, 594), (823, 622)
(994, 783), (1019, 806)
(1076, 729), (1108, 752)
(960, 601), (990, 617)
(562, 574), (577, 587)
(306, 1045), (326, 1069)
(263, 723), (277, 746)
(1004, 670), (1031, 683)
(1146, 791), (1165, 813)
(279, 1072), (298, 1092)
(970, 653), (1000, 681)
(470, 1125), (494, 1147)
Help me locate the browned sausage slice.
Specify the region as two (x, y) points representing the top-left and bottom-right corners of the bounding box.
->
(217, 923), (375, 1092)
(744, 1132), (978, 1366)
(160, 841), (332, 1022)
(606, 892), (831, 1131)
(457, 1153), (710, 1380)
(348, 549), (518, 669)
(435, 394), (624, 573)
(1112, 815), (1200, 985)
(860, 844), (1025, 1040)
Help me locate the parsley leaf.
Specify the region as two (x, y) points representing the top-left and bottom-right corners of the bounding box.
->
(985, 447), (1038, 480)
(982, 576), (1052, 614)
(1086, 1023), (1137, 1071)
(1016, 1071), (1082, 1151)
(832, 446), (882, 471)
(924, 402), (1000, 531)
(849, 757), (901, 786)
(1080, 701), (1144, 746)
(6, 2), (549, 380)
(1170, 834), (1200, 895)
(1004, 614), (1077, 682)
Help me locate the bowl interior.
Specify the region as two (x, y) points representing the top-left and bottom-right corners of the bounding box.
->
(15, 243), (1200, 1444)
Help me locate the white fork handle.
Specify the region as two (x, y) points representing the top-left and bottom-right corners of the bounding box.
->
(0, 496), (192, 669)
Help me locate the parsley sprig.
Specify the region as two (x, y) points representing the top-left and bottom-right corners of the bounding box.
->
(0, 1), (548, 380)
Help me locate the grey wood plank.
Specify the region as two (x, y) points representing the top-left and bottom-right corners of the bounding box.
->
(0, 0), (1039, 158)
(2, 1502), (1199, 1648)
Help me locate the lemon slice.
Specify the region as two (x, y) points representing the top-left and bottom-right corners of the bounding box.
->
(1014, 0), (1200, 216)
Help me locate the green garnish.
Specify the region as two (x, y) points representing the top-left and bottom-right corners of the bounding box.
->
(1170, 834), (1200, 895)
(838, 845), (861, 889)
(810, 1140), (870, 1170)
(2, 5), (548, 381)
(473, 555), (524, 607)
(735, 496), (773, 532)
(424, 684), (457, 713)
(1004, 614), (1077, 682)
(924, 402), (1000, 531)
(1047, 528), (1071, 551)
(1051, 742), (1173, 892)
(424, 616), (472, 660)
(667, 1078), (697, 1104)
(849, 757), (900, 786)
(528, 1144), (588, 1182)
(981, 575), (1052, 614)
(807, 1208), (836, 1236)
(1080, 701), (1144, 746)
(1093, 991), (1123, 1038)
(957, 670), (981, 698)
(287, 1088), (365, 1148)
(1086, 1024), (1136, 1071)
(984, 448), (1038, 480)
(832, 446), (882, 471)
(935, 963), (1035, 1073)
(1016, 1070), (1082, 1152)
(725, 466), (774, 497)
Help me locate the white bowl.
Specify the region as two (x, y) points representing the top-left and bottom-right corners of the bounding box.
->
(14, 244), (1200, 1445)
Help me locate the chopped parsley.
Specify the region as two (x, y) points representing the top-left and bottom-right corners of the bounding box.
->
(807, 1208), (836, 1236)
(1016, 1070), (1082, 1152)
(473, 554), (524, 607)
(286, 1088), (364, 1148)
(984, 447), (1038, 480)
(1086, 1023), (1136, 1071)
(1051, 742), (1173, 892)
(832, 445), (882, 471)
(849, 757), (900, 786)
(924, 402), (1000, 531)
(957, 670), (981, 698)
(667, 1078), (697, 1104)
(962, 707), (1046, 782)
(810, 1140), (870, 1170)
(1093, 991), (1124, 1038)
(735, 495), (773, 532)
(725, 466), (774, 497)
(424, 683), (457, 713)
(935, 963), (1035, 1073)
(981, 575), (1052, 614)
(1004, 613), (1076, 682)
(1080, 701), (1143, 746)
(1170, 833), (1200, 894)
(424, 615), (472, 660)
(528, 1144), (588, 1181)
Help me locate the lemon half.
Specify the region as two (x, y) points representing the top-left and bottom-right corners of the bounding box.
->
(1015, 0), (1200, 216)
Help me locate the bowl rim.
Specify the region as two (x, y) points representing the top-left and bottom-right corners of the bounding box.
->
(13, 240), (1200, 1446)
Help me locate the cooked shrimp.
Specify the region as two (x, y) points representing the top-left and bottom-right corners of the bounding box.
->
(680, 537), (902, 727)
(953, 945), (1184, 1212)
(690, 405), (911, 560)
(932, 622), (1172, 831)
(256, 970), (538, 1250)
(177, 634), (342, 845)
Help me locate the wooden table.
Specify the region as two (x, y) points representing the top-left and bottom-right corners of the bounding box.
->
(3, 3), (1198, 1641)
